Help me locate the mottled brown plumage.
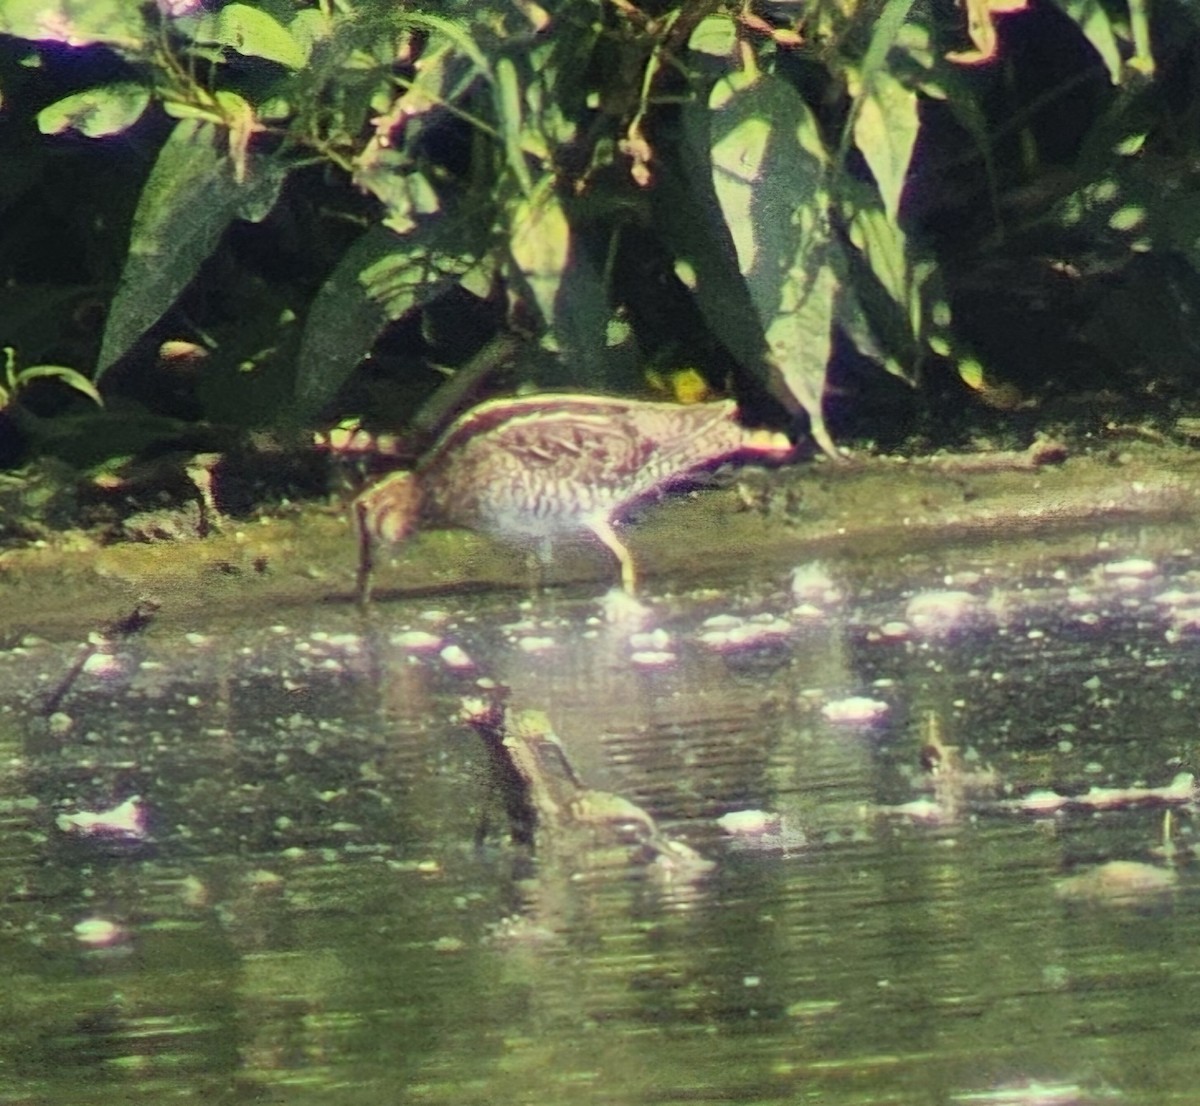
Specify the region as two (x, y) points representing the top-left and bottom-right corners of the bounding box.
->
(353, 393), (792, 602)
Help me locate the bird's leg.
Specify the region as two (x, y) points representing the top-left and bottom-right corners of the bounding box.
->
(586, 517), (637, 593)
(354, 499), (376, 608)
(351, 470), (421, 607)
(185, 452), (223, 538)
(523, 539), (553, 595)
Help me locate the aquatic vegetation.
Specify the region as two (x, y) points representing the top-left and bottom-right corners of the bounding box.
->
(72, 917), (128, 948)
(904, 590), (983, 636)
(822, 696), (890, 724)
(1006, 773), (1197, 815)
(1055, 860), (1178, 904)
(697, 612), (795, 652)
(56, 795), (147, 840)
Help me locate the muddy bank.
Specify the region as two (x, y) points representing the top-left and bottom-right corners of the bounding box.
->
(1, 441), (1198, 640)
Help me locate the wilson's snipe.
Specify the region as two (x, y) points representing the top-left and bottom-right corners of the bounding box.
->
(353, 393), (792, 603)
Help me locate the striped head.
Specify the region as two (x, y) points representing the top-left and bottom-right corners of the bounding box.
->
(354, 469), (423, 547)
(353, 470), (424, 606)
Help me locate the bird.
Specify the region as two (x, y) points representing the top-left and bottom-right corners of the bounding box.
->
(352, 392), (793, 604)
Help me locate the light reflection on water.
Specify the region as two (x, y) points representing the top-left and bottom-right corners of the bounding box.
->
(1, 540), (1200, 1104)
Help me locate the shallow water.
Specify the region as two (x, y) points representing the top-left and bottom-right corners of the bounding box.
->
(3, 531), (1200, 1105)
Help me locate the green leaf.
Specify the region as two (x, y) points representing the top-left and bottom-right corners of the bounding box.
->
(857, 0), (919, 84)
(0, 0), (145, 51)
(852, 70), (919, 223)
(292, 227), (397, 416)
(1045, 0), (1127, 84)
(97, 118), (288, 376)
(660, 120), (765, 381)
(507, 179), (570, 331)
(705, 70), (838, 453)
(837, 186), (931, 384)
(353, 152), (441, 235)
(188, 3), (308, 69)
(287, 8), (333, 58)
(364, 234), (479, 322)
(162, 100), (224, 123)
(837, 0), (918, 176)
(17, 364), (103, 406)
(399, 11), (492, 79)
(1126, 0), (1154, 77)
(496, 56), (535, 195)
(294, 223), (481, 417)
(765, 259), (838, 456)
(37, 82), (149, 138)
(846, 202), (909, 312)
(547, 243), (611, 379)
(689, 14), (737, 59)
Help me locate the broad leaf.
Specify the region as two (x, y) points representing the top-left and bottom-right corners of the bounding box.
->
(496, 56), (535, 194)
(946, 0), (1027, 65)
(293, 227), (402, 416)
(16, 364), (103, 406)
(507, 180), (570, 331)
(839, 187), (945, 384)
(663, 109), (766, 379)
(187, 3), (308, 69)
(37, 82), (149, 138)
(841, 204), (917, 377)
(354, 153), (441, 235)
(295, 222), (483, 416)
(845, 0), (919, 222)
(858, 0), (921, 80)
(400, 10), (493, 78)
(1046, 0), (1128, 84)
(765, 258), (837, 455)
(852, 70), (919, 223)
(214, 90), (259, 184)
(704, 69), (839, 454)
(97, 118), (287, 376)
(362, 234), (478, 320)
(846, 202), (910, 315)
(546, 244), (612, 381)
(0, 0), (145, 51)
(689, 14), (737, 59)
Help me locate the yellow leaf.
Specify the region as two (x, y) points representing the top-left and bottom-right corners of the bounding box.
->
(947, 0), (1028, 65)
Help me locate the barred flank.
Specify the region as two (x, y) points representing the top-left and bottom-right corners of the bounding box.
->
(351, 395), (793, 558)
